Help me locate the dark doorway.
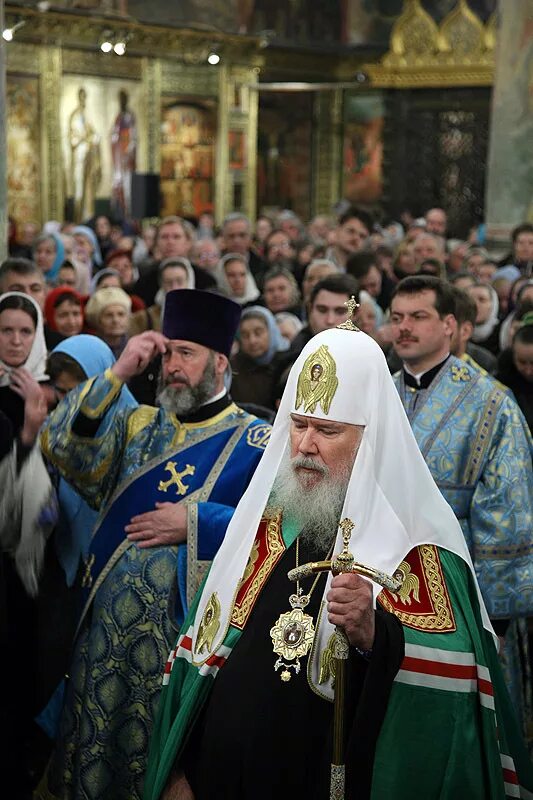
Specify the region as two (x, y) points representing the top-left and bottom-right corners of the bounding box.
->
(382, 87), (491, 238)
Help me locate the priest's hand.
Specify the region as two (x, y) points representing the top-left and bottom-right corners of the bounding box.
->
(125, 502), (188, 548)
(112, 331), (168, 381)
(327, 573), (375, 651)
(162, 770), (195, 800)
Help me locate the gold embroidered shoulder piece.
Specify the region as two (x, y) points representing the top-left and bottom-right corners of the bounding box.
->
(378, 545), (456, 632)
(231, 508), (285, 630)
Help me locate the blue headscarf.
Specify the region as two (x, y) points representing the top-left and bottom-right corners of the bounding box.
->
(239, 305), (290, 365)
(36, 233), (65, 285)
(73, 225), (103, 267)
(51, 335), (137, 585)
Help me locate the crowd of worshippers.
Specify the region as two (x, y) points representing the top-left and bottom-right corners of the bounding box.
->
(4, 209), (533, 427)
(1, 205), (532, 798)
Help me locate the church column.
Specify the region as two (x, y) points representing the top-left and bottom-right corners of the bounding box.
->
(142, 57), (162, 176)
(0, 0), (7, 259)
(312, 88), (343, 216)
(485, 0), (533, 245)
(39, 46), (63, 222)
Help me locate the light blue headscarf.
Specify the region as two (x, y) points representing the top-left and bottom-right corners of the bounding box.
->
(34, 233), (65, 285)
(73, 225), (103, 267)
(51, 335), (137, 585)
(239, 305), (290, 365)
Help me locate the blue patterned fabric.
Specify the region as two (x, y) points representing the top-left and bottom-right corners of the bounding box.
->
(39, 372), (270, 800)
(51, 336), (137, 585)
(394, 356), (533, 619)
(394, 355), (533, 718)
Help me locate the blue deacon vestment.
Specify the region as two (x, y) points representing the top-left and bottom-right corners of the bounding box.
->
(39, 368), (270, 800)
(394, 355), (533, 721)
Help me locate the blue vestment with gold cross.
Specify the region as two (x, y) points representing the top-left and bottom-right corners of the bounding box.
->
(394, 355), (533, 725)
(38, 368), (270, 800)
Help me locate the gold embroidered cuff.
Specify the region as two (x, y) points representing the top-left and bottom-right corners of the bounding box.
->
(80, 368), (124, 419)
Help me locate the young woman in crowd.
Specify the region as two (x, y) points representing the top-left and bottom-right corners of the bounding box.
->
(44, 287), (84, 341)
(467, 281), (501, 354)
(84, 286), (131, 358)
(55, 261), (78, 289)
(33, 233), (65, 286)
(0, 291), (57, 795)
(216, 252), (260, 306)
(46, 335), (137, 588)
(230, 306), (289, 410)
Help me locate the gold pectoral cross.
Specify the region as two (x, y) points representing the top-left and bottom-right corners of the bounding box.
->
(81, 554), (95, 588)
(158, 461), (196, 496)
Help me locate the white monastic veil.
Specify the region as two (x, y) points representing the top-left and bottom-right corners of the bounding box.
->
(191, 327), (494, 697)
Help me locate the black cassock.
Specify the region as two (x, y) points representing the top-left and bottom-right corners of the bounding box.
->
(182, 536), (404, 799)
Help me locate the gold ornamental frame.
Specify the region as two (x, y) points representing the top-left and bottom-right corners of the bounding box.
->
(363, 0), (496, 89)
(4, 3), (263, 224)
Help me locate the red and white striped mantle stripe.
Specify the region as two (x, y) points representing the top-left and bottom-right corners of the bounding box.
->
(395, 643), (494, 708)
(163, 627), (232, 684)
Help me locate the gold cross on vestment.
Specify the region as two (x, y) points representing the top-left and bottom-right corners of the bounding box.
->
(158, 461), (196, 496)
(81, 554), (95, 588)
(451, 365), (470, 383)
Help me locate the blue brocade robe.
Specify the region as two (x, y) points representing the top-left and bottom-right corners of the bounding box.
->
(38, 369), (270, 800)
(394, 356), (533, 720)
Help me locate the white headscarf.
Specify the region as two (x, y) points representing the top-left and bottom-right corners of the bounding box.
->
(470, 284), (499, 344)
(190, 326), (493, 696)
(0, 292), (48, 386)
(155, 257), (196, 311)
(215, 253), (260, 305)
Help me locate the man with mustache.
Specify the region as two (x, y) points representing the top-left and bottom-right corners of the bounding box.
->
(145, 318), (532, 800)
(40, 289), (271, 800)
(390, 275), (533, 726)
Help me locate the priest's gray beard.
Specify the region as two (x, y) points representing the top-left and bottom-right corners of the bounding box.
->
(269, 449), (353, 552)
(157, 353), (217, 416)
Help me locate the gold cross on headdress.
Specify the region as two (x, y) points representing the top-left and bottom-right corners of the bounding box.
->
(338, 518), (355, 553)
(336, 295), (361, 332)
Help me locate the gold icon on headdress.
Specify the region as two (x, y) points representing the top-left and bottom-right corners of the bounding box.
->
(196, 592), (221, 654)
(295, 345), (339, 414)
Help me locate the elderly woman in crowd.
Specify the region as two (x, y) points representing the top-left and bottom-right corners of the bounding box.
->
(467, 281), (501, 355)
(90, 267), (122, 292)
(301, 259), (338, 309)
(33, 233), (65, 286)
(216, 252), (260, 306)
(275, 311), (303, 343)
(72, 225), (103, 276)
(84, 286), (131, 358)
(262, 266), (302, 318)
(44, 287), (84, 341)
(230, 305), (289, 410)
(354, 289), (383, 339)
